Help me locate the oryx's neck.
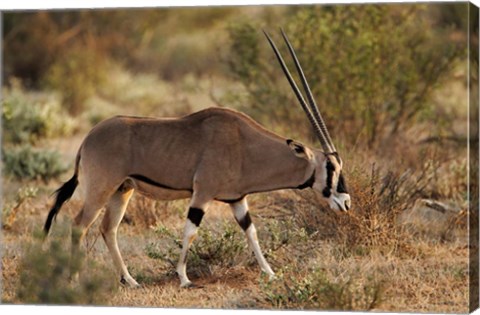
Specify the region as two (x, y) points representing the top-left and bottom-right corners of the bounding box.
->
(238, 138), (315, 196)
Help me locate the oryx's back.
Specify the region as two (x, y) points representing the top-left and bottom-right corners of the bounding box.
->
(78, 107), (278, 193)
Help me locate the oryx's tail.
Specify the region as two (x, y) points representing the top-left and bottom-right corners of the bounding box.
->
(43, 152), (81, 236)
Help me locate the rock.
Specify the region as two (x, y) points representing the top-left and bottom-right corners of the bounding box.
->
(397, 198), (462, 230)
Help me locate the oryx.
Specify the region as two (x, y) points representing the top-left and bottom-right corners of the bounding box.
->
(43, 29), (351, 288)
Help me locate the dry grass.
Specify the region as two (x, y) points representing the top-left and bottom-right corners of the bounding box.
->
(1, 176), (469, 312)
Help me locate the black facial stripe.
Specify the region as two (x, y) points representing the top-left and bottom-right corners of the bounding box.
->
(333, 153), (341, 165)
(236, 212), (252, 231)
(297, 169), (316, 190)
(187, 207), (204, 226)
(322, 187), (331, 198)
(337, 173), (348, 193)
(322, 160), (335, 198)
(326, 152), (341, 164)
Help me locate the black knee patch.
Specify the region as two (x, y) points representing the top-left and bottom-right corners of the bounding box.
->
(237, 212), (252, 231)
(120, 275), (127, 285)
(187, 207), (204, 227)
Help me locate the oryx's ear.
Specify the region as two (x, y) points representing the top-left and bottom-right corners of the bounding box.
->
(286, 139), (313, 160)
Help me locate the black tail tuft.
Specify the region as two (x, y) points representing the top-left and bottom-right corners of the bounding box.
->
(44, 174), (79, 235)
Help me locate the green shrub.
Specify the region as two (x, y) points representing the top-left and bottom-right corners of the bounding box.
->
(227, 20), (299, 135)
(3, 10), (162, 88)
(2, 82), (76, 145)
(2, 186), (38, 230)
(2, 145), (69, 182)
(92, 66), (176, 118)
(146, 221), (247, 276)
(156, 32), (224, 80)
(44, 47), (107, 114)
(260, 267), (383, 310)
(145, 216), (317, 280)
(228, 4), (464, 148)
(17, 233), (116, 305)
(259, 217), (311, 264)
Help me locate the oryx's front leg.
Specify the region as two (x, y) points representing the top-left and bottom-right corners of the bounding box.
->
(230, 198), (274, 277)
(176, 197), (210, 288)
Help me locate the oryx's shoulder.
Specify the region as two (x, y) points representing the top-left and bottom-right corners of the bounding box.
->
(185, 107), (284, 141)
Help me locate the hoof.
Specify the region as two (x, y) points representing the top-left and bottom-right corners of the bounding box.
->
(120, 276), (141, 288)
(261, 271), (276, 281)
(180, 282), (204, 289)
(69, 272), (80, 283)
(129, 283), (142, 289)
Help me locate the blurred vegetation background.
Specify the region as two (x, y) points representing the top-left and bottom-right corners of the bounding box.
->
(3, 3), (469, 139)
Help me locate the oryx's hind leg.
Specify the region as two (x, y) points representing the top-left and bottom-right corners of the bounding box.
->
(71, 181), (119, 281)
(176, 194), (211, 288)
(71, 188), (114, 279)
(230, 198), (274, 277)
(100, 184), (139, 288)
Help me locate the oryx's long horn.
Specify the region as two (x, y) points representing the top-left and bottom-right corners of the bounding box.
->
(280, 28), (336, 153)
(263, 30), (333, 153)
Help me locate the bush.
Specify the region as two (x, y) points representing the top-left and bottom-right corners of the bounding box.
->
(44, 47), (108, 114)
(2, 186), (38, 230)
(227, 20), (299, 136)
(3, 9), (232, 90)
(2, 81), (76, 145)
(260, 267), (383, 310)
(285, 157), (439, 260)
(146, 221), (247, 277)
(17, 233), (116, 305)
(227, 4), (464, 149)
(3, 10), (160, 87)
(258, 217), (311, 266)
(155, 32), (224, 81)
(2, 145), (69, 182)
